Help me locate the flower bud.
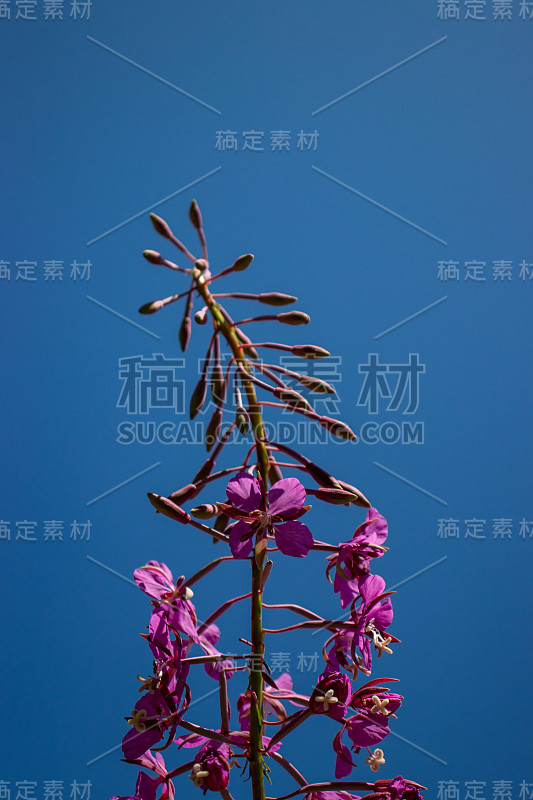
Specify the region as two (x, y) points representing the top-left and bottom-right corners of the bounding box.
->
(190, 503), (219, 519)
(189, 199), (203, 230)
(273, 387), (312, 411)
(150, 213), (174, 240)
(314, 488), (361, 505)
(193, 457), (215, 484)
(168, 483), (199, 504)
(138, 300), (164, 315)
(205, 408), (223, 452)
(147, 493), (191, 524)
(297, 375), (335, 394)
(277, 311), (310, 325)
(235, 405), (250, 434)
(291, 344), (330, 359)
(179, 314), (192, 352)
(142, 249), (164, 265)
(190, 375), (207, 419)
(195, 307), (209, 325)
(231, 253), (254, 272)
(334, 479), (371, 508)
(319, 416), (357, 442)
(258, 292), (297, 306)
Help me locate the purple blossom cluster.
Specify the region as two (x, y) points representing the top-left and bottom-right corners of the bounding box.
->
(106, 205), (426, 800)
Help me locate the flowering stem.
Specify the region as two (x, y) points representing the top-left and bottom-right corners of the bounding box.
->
(193, 263), (270, 800)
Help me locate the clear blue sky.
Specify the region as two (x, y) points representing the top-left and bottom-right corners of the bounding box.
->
(1, 2), (532, 800)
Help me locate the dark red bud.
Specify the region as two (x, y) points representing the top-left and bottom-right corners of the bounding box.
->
(150, 213), (174, 240)
(168, 483), (199, 503)
(190, 503), (219, 519)
(272, 387), (312, 411)
(138, 300), (164, 315)
(192, 457), (215, 484)
(334, 479), (371, 508)
(205, 408), (223, 451)
(231, 253), (254, 272)
(297, 375), (335, 394)
(258, 292), (297, 306)
(147, 493), (190, 524)
(189, 199), (203, 230)
(179, 315), (192, 352)
(142, 250), (164, 265)
(319, 416), (357, 442)
(277, 311), (310, 325)
(291, 344), (330, 359)
(190, 375), (207, 419)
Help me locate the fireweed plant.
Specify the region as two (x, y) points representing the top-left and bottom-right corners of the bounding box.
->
(108, 203), (427, 800)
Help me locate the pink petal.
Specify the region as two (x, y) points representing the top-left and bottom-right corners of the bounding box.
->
(229, 520), (254, 558)
(274, 520), (313, 557)
(268, 478), (306, 517)
(226, 472), (262, 511)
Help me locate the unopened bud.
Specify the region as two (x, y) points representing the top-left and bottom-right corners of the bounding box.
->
(235, 405), (250, 434)
(273, 387), (312, 411)
(231, 253), (254, 272)
(168, 483), (199, 504)
(297, 375), (335, 394)
(179, 315), (192, 352)
(192, 457), (215, 484)
(147, 493), (191, 524)
(334, 480), (371, 508)
(194, 258), (208, 272)
(139, 300), (164, 315)
(258, 292), (297, 306)
(190, 375), (207, 419)
(190, 503), (219, 520)
(291, 344), (330, 359)
(195, 307), (209, 325)
(277, 311), (310, 326)
(150, 213), (174, 240)
(314, 488), (361, 505)
(205, 408), (223, 452)
(319, 416), (357, 442)
(142, 250), (164, 265)
(189, 199), (203, 230)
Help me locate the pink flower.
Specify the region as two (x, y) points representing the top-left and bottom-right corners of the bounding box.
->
(219, 472), (314, 558)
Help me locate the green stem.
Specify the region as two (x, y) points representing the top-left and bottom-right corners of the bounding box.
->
(194, 265), (268, 800)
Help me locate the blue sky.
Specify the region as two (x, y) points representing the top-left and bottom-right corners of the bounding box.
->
(1, 2), (532, 800)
